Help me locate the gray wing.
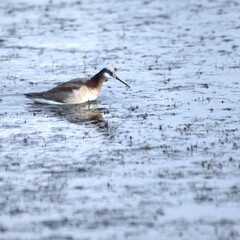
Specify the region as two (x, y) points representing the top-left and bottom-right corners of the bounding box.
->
(25, 78), (87, 103)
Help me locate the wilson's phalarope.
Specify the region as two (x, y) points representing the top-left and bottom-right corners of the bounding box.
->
(25, 67), (130, 104)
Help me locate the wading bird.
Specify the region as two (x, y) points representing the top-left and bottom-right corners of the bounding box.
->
(25, 67), (130, 104)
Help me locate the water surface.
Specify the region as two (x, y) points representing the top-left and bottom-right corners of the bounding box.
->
(0, 0), (240, 239)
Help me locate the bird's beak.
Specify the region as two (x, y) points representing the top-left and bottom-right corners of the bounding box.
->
(116, 76), (130, 88)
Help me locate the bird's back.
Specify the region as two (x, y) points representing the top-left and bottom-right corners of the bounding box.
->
(25, 78), (87, 103)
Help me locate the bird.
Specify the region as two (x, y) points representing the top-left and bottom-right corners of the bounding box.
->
(25, 67), (130, 104)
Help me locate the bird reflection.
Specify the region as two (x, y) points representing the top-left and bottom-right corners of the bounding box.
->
(28, 101), (109, 130)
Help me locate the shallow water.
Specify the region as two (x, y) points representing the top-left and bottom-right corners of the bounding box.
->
(0, 0), (240, 239)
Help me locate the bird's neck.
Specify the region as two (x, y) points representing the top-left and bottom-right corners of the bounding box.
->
(86, 72), (106, 91)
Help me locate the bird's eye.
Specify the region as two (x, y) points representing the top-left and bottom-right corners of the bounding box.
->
(107, 70), (113, 76)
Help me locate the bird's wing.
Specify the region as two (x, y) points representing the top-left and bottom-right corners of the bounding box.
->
(25, 78), (87, 103)
(47, 78), (87, 93)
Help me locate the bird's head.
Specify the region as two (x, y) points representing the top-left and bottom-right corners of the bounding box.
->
(101, 67), (130, 88)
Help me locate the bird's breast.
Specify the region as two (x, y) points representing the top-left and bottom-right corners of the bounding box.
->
(64, 85), (99, 104)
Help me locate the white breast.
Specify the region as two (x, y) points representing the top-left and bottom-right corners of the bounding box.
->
(64, 86), (99, 104)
